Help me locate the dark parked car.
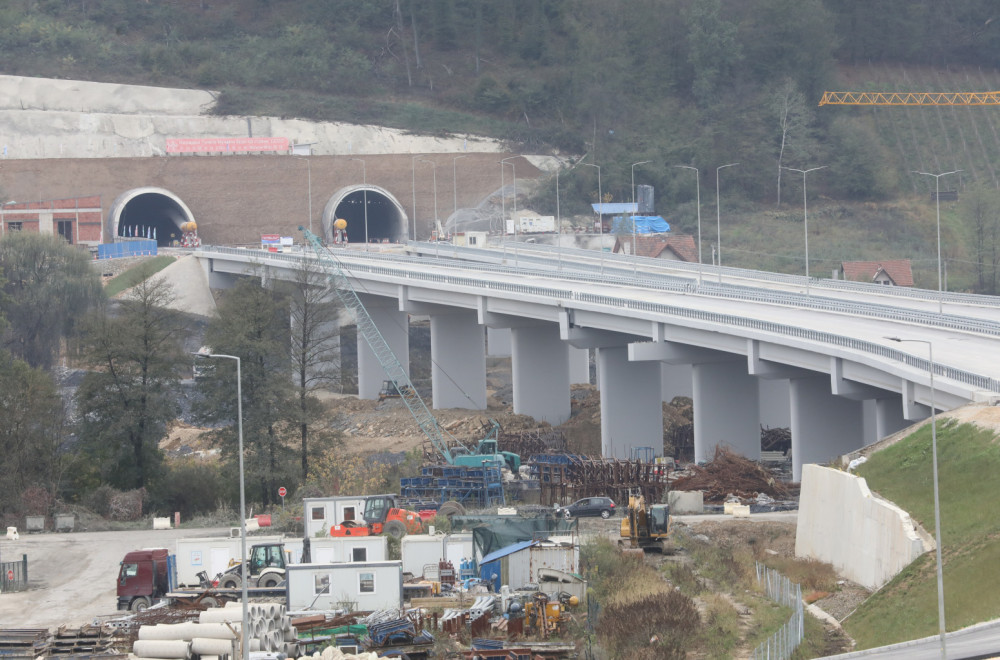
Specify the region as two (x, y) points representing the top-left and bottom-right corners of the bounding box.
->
(556, 497), (617, 519)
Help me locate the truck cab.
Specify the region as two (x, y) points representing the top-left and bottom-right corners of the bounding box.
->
(117, 548), (172, 612)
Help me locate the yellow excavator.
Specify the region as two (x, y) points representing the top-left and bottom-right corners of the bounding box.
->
(620, 492), (673, 553)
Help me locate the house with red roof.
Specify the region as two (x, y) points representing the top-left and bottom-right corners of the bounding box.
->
(613, 234), (698, 262)
(839, 259), (914, 287)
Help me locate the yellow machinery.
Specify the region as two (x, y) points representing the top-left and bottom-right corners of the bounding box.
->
(620, 492), (672, 553)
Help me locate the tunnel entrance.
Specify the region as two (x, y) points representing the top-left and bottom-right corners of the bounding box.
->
(321, 185), (408, 244)
(108, 187), (194, 246)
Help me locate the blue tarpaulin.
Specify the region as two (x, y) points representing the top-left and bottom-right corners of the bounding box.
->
(611, 215), (670, 234)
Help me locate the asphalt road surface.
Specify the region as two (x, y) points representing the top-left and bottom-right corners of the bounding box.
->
(0, 527), (228, 630)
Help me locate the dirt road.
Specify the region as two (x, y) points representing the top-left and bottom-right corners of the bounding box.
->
(0, 527), (228, 630)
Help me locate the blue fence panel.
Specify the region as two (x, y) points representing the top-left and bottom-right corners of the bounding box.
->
(98, 239), (158, 259)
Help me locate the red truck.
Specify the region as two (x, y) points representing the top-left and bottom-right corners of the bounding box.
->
(117, 548), (173, 612)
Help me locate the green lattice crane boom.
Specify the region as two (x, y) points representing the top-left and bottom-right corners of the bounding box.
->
(300, 227), (466, 463)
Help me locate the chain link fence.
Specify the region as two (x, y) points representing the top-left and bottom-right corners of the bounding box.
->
(753, 562), (804, 660)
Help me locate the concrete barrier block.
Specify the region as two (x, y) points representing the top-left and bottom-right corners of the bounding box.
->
(731, 505), (751, 518)
(668, 491), (704, 514)
(6, 527), (18, 540)
(153, 517), (172, 530)
(723, 501), (738, 515)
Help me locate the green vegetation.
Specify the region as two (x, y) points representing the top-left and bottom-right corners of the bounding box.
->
(847, 421), (1000, 647)
(103, 256), (175, 297)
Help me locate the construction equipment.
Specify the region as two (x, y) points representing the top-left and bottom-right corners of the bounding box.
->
(330, 494), (426, 538)
(215, 542), (290, 589)
(377, 379), (414, 402)
(300, 227), (519, 478)
(619, 492), (673, 553)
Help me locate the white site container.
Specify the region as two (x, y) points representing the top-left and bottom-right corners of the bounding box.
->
(507, 542), (579, 591)
(174, 535), (285, 586)
(285, 561), (403, 612)
(400, 533), (473, 578)
(309, 536), (386, 564)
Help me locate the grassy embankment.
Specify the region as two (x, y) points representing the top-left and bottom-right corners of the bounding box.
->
(103, 256), (176, 297)
(846, 420), (1000, 648)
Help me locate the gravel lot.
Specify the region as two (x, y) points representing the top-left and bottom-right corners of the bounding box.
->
(0, 526), (228, 630)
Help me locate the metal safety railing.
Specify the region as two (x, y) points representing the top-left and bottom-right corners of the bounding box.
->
(752, 562), (804, 660)
(0, 555), (29, 593)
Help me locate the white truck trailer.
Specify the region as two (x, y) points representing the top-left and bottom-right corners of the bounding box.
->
(174, 534), (286, 587)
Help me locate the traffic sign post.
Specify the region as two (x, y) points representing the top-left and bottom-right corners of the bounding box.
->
(278, 487), (286, 512)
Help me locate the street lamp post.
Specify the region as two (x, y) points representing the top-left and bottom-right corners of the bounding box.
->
(581, 162), (602, 241)
(913, 170), (962, 314)
(501, 156), (519, 240)
(292, 158), (312, 235)
(780, 165), (826, 296)
(350, 158), (368, 249)
(193, 350), (248, 660)
(631, 160), (651, 268)
(556, 167), (562, 271)
(715, 163), (739, 282)
(453, 155), (468, 224)
(411, 155), (422, 241)
(886, 336), (946, 660)
(420, 159), (438, 240)
(675, 165), (703, 286)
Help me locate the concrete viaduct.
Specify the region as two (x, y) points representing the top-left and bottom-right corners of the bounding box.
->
(0, 154), (536, 246)
(194, 242), (1000, 480)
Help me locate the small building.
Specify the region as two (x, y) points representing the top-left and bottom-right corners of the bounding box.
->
(840, 260), (914, 287)
(613, 234), (697, 261)
(0, 196), (103, 246)
(400, 532), (474, 578)
(592, 202), (637, 233)
(286, 561), (403, 612)
(309, 535), (386, 564)
(478, 540), (581, 598)
(303, 495), (393, 538)
(452, 231), (488, 247)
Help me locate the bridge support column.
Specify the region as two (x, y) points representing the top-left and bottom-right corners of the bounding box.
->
(200, 258), (239, 290)
(597, 346), (663, 459)
(874, 395), (909, 441)
(661, 364), (693, 401)
(511, 325), (570, 425)
(430, 310), (487, 410)
(789, 376), (864, 481)
(759, 379), (791, 429)
(357, 296), (410, 400)
(487, 328), (511, 357)
(570, 347), (590, 385)
(692, 361), (760, 463)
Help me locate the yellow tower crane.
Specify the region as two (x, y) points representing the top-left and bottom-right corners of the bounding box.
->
(819, 91), (1000, 106)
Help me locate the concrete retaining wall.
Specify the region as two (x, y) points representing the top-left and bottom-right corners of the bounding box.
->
(795, 464), (928, 590)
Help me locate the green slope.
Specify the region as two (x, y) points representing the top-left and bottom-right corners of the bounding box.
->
(844, 419), (1000, 648)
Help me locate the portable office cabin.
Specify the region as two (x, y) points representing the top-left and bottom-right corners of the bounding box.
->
(174, 534), (286, 586)
(286, 561), (403, 612)
(400, 533), (472, 578)
(303, 495), (390, 538)
(479, 540), (579, 593)
(309, 536), (386, 564)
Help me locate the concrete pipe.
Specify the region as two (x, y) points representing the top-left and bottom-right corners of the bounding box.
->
(224, 600), (242, 609)
(283, 629), (296, 642)
(186, 623), (241, 640)
(191, 638), (237, 656)
(198, 610), (241, 624)
(283, 642), (297, 656)
(265, 603), (278, 619)
(132, 640), (192, 659)
(138, 622), (199, 640)
(249, 638), (261, 652)
(277, 605), (286, 619)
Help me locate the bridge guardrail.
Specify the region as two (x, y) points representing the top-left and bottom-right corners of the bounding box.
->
(199, 246), (1000, 393)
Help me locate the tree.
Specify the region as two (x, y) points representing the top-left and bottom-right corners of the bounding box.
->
(283, 260), (343, 481)
(195, 274), (296, 506)
(683, 0), (742, 108)
(75, 271), (188, 490)
(0, 232), (103, 369)
(772, 79), (812, 206)
(0, 352), (67, 515)
(960, 184), (1000, 294)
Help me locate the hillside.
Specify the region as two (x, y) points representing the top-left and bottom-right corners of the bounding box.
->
(846, 407), (1000, 648)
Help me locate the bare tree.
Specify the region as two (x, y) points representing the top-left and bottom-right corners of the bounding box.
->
(773, 78), (810, 206)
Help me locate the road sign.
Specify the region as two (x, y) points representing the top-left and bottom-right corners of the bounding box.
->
(6, 569), (12, 581)
(278, 487), (287, 498)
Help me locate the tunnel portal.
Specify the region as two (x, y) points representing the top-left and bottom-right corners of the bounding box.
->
(109, 187), (195, 246)
(322, 185), (408, 244)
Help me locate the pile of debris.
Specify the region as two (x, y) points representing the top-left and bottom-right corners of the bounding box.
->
(671, 447), (796, 503)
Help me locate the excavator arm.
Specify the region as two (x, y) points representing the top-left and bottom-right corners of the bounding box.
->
(300, 228), (465, 463)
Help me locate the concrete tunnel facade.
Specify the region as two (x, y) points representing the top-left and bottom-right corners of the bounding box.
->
(108, 187), (196, 245)
(321, 184), (408, 244)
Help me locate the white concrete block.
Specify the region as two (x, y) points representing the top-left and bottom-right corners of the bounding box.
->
(153, 517), (172, 530)
(5, 527), (18, 541)
(730, 505), (751, 518)
(668, 491), (704, 514)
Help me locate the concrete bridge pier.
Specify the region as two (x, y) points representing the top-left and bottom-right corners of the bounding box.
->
(199, 259), (240, 290)
(429, 310), (487, 410)
(874, 394), (910, 439)
(759, 379), (791, 430)
(356, 294), (410, 400)
(661, 364), (693, 402)
(597, 345), (663, 459)
(692, 361), (761, 462)
(486, 327), (511, 357)
(510, 324), (571, 425)
(789, 375), (865, 481)
(570, 347), (590, 385)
